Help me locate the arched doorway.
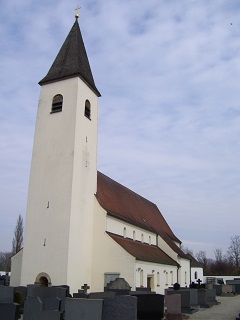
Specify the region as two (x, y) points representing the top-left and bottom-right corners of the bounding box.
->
(35, 272), (51, 287)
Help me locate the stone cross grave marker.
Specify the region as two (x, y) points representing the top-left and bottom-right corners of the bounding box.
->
(81, 284), (90, 294)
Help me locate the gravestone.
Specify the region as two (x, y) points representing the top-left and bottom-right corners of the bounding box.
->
(45, 296), (61, 311)
(53, 285), (70, 297)
(213, 284), (222, 296)
(221, 284), (234, 295)
(23, 296), (43, 320)
(28, 286), (67, 312)
(226, 280), (240, 294)
(0, 286), (14, 303)
(197, 289), (218, 308)
(33, 310), (61, 320)
(106, 278), (131, 290)
(165, 293), (181, 314)
(27, 284), (41, 297)
(0, 302), (20, 320)
(14, 286), (27, 309)
(73, 292), (88, 298)
(65, 298), (103, 320)
(89, 291), (116, 299)
(81, 284), (90, 294)
(102, 295), (137, 320)
(166, 289), (198, 314)
(131, 293), (164, 320)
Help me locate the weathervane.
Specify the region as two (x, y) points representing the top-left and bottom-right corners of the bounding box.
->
(75, 5), (81, 19)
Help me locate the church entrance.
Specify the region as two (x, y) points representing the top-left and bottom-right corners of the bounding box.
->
(147, 275), (154, 291)
(35, 272), (51, 287)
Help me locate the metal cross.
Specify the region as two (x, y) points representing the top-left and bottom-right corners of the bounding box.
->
(75, 5), (81, 18)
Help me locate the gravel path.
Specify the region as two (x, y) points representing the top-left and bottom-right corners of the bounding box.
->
(188, 295), (240, 320)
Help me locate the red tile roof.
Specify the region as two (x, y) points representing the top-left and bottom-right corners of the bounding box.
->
(108, 232), (179, 266)
(97, 171), (188, 259)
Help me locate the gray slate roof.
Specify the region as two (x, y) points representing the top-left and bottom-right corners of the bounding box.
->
(39, 19), (101, 97)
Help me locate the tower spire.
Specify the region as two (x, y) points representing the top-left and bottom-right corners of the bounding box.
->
(39, 19), (101, 97)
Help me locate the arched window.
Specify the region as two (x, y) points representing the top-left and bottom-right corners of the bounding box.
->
(123, 227), (126, 238)
(51, 94), (63, 113)
(85, 100), (91, 119)
(194, 271), (198, 279)
(140, 270), (144, 286)
(141, 234), (144, 243)
(157, 272), (160, 286)
(133, 231), (136, 241)
(185, 271), (187, 284)
(149, 236), (151, 245)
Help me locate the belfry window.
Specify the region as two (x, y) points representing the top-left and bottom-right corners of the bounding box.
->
(51, 94), (63, 113)
(85, 100), (91, 119)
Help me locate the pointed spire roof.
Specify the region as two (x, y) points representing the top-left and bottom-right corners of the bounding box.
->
(39, 19), (101, 97)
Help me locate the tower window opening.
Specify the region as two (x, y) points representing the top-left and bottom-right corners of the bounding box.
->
(85, 100), (91, 119)
(51, 94), (63, 113)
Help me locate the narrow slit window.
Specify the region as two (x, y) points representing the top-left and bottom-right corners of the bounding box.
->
(85, 100), (91, 119)
(51, 94), (63, 113)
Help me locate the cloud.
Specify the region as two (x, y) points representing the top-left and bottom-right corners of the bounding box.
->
(1, 0), (240, 258)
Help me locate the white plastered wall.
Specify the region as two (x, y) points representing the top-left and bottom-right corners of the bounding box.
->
(191, 267), (203, 284)
(91, 202), (136, 291)
(20, 77), (98, 293)
(106, 216), (157, 245)
(135, 261), (178, 295)
(10, 249), (23, 287)
(177, 257), (191, 287)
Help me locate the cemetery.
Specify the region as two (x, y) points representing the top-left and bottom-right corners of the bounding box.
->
(2, 277), (240, 320)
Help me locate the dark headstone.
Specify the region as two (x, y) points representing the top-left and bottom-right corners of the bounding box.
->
(73, 292), (88, 298)
(0, 286), (15, 303)
(27, 284), (41, 297)
(102, 295), (137, 320)
(53, 285), (70, 297)
(106, 278), (131, 290)
(89, 291), (116, 299)
(105, 289), (130, 295)
(0, 303), (20, 320)
(65, 298), (103, 320)
(166, 289), (199, 314)
(226, 280), (240, 294)
(213, 284), (222, 296)
(34, 310), (61, 320)
(0, 279), (5, 286)
(24, 296), (43, 320)
(44, 296), (61, 311)
(29, 286), (66, 312)
(14, 286), (27, 309)
(132, 293), (164, 320)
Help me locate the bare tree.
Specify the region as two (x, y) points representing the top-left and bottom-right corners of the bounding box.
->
(0, 252), (12, 272)
(227, 235), (240, 268)
(12, 215), (24, 255)
(181, 245), (194, 256)
(214, 248), (223, 262)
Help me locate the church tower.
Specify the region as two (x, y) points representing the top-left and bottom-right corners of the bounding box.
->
(20, 16), (101, 293)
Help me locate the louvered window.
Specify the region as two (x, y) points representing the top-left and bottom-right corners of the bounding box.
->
(85, 100), (91, 119)
(51, 94), (63, 113)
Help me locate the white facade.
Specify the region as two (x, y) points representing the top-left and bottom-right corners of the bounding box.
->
(20, 77), (99, 293)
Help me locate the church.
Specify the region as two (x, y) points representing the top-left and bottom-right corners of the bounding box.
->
(10, 15), (202, 294)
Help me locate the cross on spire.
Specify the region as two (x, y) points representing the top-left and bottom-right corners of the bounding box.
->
(75, 5), (81, 19)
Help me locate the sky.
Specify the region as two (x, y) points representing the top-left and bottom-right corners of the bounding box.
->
(1, 0), (240, 259)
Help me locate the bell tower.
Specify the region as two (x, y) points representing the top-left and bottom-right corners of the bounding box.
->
(20, 16), (101, 293)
